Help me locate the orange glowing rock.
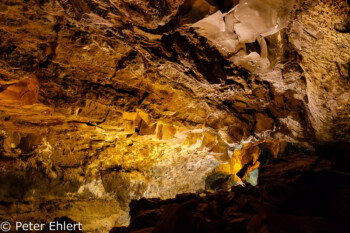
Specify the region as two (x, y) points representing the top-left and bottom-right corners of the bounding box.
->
(122, 110), (152, 134)
(0, 74), (39, 106)
(156, 123), (177, 140)
(208, 139), (290, 184)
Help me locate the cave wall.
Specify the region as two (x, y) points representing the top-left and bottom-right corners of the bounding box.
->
(0, 0), (349, 231)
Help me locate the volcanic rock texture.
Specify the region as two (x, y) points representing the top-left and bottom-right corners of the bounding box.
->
(0, 0), (349, 232)
(111, 154), (350, 233)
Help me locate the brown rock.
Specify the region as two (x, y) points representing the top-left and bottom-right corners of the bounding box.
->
(254, 113), (274, 133)
(0, 75), (39, 106)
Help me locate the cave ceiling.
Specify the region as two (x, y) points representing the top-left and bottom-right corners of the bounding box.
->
(0, 0), (349, 232)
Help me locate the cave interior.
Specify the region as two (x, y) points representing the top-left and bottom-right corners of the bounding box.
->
(0, 0), (349, 232)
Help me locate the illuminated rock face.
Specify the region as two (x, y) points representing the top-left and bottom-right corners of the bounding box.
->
(111, 153), (350, 233)
(0, 0), (349, 232)
(233, 0), (295, 43)
(0, 75), (39, 106)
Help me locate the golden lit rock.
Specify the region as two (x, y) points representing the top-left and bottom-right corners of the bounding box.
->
(0, 0), (349, 232)
(0, 75), (39, 106)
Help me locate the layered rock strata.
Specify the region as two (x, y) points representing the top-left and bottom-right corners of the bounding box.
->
(0, 0), (349, 232)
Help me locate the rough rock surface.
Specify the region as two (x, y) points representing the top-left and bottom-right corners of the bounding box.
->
(0, 0), (349, 232)
(110, 153), (350, 233)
